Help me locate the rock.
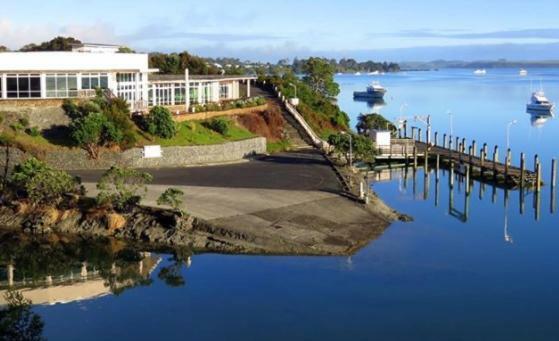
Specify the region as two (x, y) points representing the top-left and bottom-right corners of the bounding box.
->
(106, 213), (126, 233)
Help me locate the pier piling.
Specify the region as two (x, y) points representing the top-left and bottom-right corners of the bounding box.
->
(551, 158), (557, 188)
(520, 153), (526, 187)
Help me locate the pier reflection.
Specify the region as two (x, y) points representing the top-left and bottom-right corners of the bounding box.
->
(370, 163), (556, 241)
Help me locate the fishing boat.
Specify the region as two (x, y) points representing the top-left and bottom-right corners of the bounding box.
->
(473, 69), (487, 76)
(519, 69), (528, 77)
(353, 82), (386, 100)
(526, 90), (555, 114)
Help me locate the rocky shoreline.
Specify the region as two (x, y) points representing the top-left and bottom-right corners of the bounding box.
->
(0, 189), (408, 256)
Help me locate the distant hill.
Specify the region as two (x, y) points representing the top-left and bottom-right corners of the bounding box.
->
(400, 59), (559, 70)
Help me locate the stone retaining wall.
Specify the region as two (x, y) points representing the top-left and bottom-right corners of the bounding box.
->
(0, 101), (69, 129)
(0, 137), (267, 171)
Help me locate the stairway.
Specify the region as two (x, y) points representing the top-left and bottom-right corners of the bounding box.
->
(252, 84), (314, 150)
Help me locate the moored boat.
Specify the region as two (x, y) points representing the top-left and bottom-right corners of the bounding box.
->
(526, 90), (555, 114)
(520, 69), (528, 77)
(353, 82), (386, 100)
(474, 69), (487, 76)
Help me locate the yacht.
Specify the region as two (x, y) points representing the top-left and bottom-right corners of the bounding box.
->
(368, 70), (380, 75)
(473, 69), (487, 76)
(526, 91), (555, 114)
(354, 72), (362, 76)
(353, 82), (387, 99)
(519, 69), (528, 77)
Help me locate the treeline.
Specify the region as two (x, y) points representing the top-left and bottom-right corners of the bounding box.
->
(0, 36), (134, 53)
(292, 58), (400, 73)
(148, 52), (246, 76)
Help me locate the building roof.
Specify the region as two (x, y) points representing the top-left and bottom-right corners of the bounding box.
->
(148, 73), (257, 82)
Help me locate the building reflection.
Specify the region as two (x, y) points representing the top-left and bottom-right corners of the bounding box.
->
(0, 235), (184, 306)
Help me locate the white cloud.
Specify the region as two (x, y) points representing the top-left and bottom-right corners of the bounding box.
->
(0, 19), (119, 49)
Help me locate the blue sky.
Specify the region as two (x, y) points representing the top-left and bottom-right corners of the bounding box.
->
(3, 0), (559, 61)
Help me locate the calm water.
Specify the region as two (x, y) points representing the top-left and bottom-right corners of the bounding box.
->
(4, 69), (559, 340)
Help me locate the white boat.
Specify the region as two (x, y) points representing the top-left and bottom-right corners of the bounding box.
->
(368, 71), (380, 75)
(353, 81), (387, 99)
(526, 91), (555, 114)
(519, 69), (528, 77)
(354, 72), (362, 76)
(473, 69), (487, 75)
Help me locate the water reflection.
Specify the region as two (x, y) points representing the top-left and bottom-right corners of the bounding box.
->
(0, 234), (190, 306)
(353, 97), (386, 112)
(370, 164), (557, 243)
(527, 112), (555, 128)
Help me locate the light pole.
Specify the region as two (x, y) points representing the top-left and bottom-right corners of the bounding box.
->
(342, 131), (353, 168)
(447, 110), (453, 136)
(288, 83), (297, 98)
(506, 119), (518, 150)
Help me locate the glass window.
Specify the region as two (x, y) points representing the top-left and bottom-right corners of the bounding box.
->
(6, 74), (41, 98)
(82, 77), (90, 90)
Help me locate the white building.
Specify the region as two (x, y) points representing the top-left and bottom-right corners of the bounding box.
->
(0, 43), (255, 113)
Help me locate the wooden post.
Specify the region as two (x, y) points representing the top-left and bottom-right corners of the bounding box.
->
(461, 138), (466, 153)
(472, 140), (477, 157)
(424, 148), (429, 172)
(480, 148), (485, 168)
(468, 146), (473, 164)
(455, 137), (460, 151)
(436, 153), (440, 181)
(403, 120), (408, 138)
(434, 132), (438, 147)
(551, 158), (557, 188)
(536, 157), (542, 193)
(504, 152), (509, 183)
(483, 143), (488, 161)
(493, 146), (499, 176)
(418, 128), (422, 143)
(449, 139), (453, 159)
(458, 143), (463, 162)
(411, 127), (416, 140)
(443, 134), (448, 148)
(465, 165), (471, 195)
(413, 146), (417, 168)
(520, 153), (525, 187)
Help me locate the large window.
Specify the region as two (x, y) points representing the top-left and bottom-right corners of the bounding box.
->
(6, 74), (41, 98)
(46, 73), (78, 98)
(220, 84), (229, 99)
(81, 73), (108, 90)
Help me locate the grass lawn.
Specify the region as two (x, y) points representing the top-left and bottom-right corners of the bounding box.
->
(143, 118), (255, 147)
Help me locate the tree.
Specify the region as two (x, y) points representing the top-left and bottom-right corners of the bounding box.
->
(96, 166), (153, 212)
(144, 106), (177, 139)
(20, 36), (81, 52)
(69, 112), (123, 159)
(0, 290), (45, 341)
(356, 113), (397, 136)
(157, 188), (185, 216)
(328, 132), (375, 164)
(302, 57), (340, 98)
(117, 46), (135, 53)
(9, 158), (81, 206)
(0, 46), (8, 52)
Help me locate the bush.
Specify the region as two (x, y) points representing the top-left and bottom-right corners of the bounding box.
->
(204, 118), (230, 136)
(96, 166), (153, 212)
(69, 112), (123, 159)
(144, 106), (177, 139)
(25, 127), (41, 137)
(157, 188), (185, 216)
(327, 132), (375, 164)
(9, 158), (81, 206)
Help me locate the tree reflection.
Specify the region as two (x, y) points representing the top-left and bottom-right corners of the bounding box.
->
(0, 290), (44, 341)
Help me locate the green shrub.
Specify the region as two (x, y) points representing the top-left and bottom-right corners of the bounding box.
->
(9, 157), (81, 206)
(96, 166), (153, 212)
(204, 118), (230, 136)
(144, 106), (177, 139)
(25, 127), (41, 137)
(157, 188), (185, 216)
(18, 117), (30, 128)
(69, 112), (123, 159)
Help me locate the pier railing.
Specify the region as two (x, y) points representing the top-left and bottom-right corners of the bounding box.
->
(375, 125), (557, 190)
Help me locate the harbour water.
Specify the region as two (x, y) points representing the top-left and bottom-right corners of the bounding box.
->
(3, 69), (559, 340)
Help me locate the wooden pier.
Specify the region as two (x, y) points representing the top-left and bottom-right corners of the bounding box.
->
(375, 133), (541, 188)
